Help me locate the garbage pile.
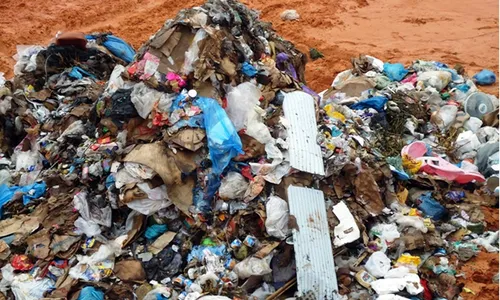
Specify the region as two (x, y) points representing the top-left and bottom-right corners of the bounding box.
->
(0, 0), (498, 299)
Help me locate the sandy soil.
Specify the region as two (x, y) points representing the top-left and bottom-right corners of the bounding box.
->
(0, 0), (498, 94)
(0, 0), (498, 298)
(458, 251), (499, 300)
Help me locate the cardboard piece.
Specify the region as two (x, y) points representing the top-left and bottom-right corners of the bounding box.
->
(124, 142), (194, 215)
(149, 231), (176, 255)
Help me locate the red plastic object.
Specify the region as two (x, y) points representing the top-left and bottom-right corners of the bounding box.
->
(11, 255), (34, 271)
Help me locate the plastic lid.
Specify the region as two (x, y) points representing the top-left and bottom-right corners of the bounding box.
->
(188, 89), (197, 98)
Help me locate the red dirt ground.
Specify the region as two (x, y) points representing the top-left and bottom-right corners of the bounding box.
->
(0, 0), (498, 94)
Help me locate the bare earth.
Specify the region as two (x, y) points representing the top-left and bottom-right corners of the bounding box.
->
(0, 0), (498, 94)
(0, 0), (498, 298)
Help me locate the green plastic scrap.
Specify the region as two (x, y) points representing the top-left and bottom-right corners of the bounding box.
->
(309, 48), (324, 60)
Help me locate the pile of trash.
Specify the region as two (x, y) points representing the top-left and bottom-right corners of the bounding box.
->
(0, 0), (498, 299)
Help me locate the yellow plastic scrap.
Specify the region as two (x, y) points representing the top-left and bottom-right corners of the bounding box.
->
(423, 218), (434, 230)
(462, 287), (476, 295)
(397, 188), (409, 204)
(402, 154), (422, 174)
(396, 254), (421, 268)
(408, 208), (419, 216)
(324, 104), (346, 123)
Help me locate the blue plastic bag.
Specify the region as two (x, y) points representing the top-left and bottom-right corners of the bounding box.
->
(0, 182), (46, 216)
(193, 173), (221, 214)
(383, 62), (408, 81)
(195, 97), (243, 175)
(86, 34), (135, 63)
(417, 192), (447, 220)
(144, 224), (168, 240)
(350, 96), (388, 112)
(241, 62), (257, 77)
(188, 244), (227, 262)
(78, 286), (104, 300)
(455, 84), (470, 93)
(473, 69), (496, 85)
(68, 67), (96, 80)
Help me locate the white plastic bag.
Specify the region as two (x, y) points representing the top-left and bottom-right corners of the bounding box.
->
(219, 172), (249, 200)
(225, 82), (261, 131)
(250, 283), (276, 300)
(455, 130), (481, 157)
(69, 235), (126, 281)
(233, 255), (273, 279)
(182, 29), (208, 75)
(73, 191), (112, 227)
(418, 71), (452, 91)
(130, 82), (163, 119)
(464, 117), (483, 133)
(11, 274), (54, 300)
(333, 201), (360, 247)
(372, 273), (423, 295)
(365, 251), (391, 278)
(370, 223), (401, 243)
(114, 162), (156, 189)
(265, 196), (290, 240)
(391, 213), (428, 233)
(246, 106), (273, 144)
(57, 120), (85, 143)
(104, 65), (125, 96)
(126, 183), (172, 215)
(74, 217), (101, 237)
(13, 45), (44, 76)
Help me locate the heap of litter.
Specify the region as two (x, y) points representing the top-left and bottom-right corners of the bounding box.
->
(0, 0), (497, 299)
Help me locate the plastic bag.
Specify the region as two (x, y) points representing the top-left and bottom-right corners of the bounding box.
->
(13, 45), (44, 75)
(383, 63), (408, 81)
(418, 71), (452, 91)
(417, 192), (447, 220)
(391, 213), (428, 233)
(57, 120), (85, 143)
(350, 96), (387, 112)
(130, 82), (163, 119)
(246, 106), (273, 144)
(473, 69), (496, 85)
(73, 191), (112, 227)
(74, 217), (102, 237)
(11, 274), (54, 300)
(250, 283), (276, 299)
(182, 29), (207, 75)
(225, 82), (261, 131)
(265, 196), (290, 240)
(125, 183), (172, 215)
(371, 273), (423, 295)
(144, 224), (168, 240)
(69, 235), (126, 281)
(78, 286), (104, 300)
(219, 172), (249, 200)
(87, 34), (135, 63)
(195, 97), (243, 175)
(104, 65), (125, 96)
(0, 182), (46, 216)
(233, 255), (273, 279)
(370, 223), (400, 243)
(365, 251), (391, 278)
(241, 62), (258, 77)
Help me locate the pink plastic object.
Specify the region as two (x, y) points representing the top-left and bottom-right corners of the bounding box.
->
(402, 141), (485, 183)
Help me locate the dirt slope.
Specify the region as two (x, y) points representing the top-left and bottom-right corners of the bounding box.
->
(0, 0), (498, 93)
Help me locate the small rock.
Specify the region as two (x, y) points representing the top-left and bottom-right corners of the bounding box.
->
(280, 9), (300, 21)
